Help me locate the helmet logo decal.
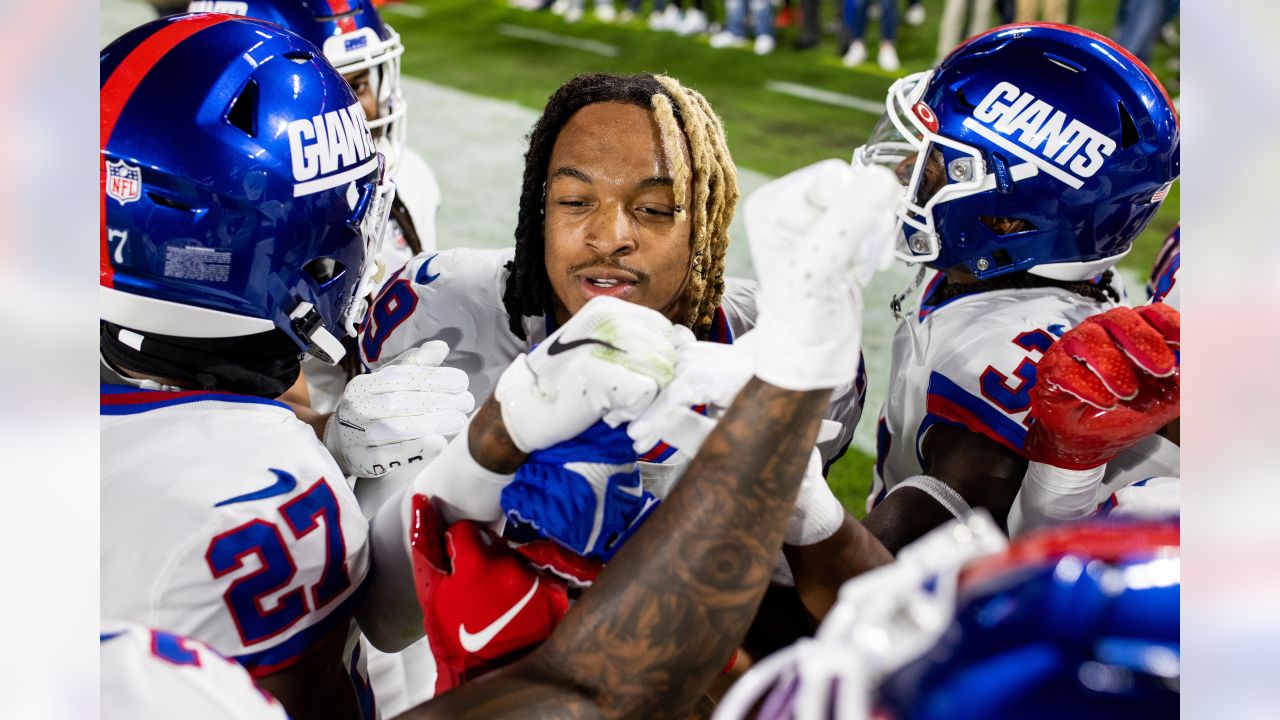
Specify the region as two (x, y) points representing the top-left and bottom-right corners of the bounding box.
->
(967, 81), (1116, 189)
(912, 102), (939, 133)
(106, 160), (143, 206)
(288, 102), (378, 197)
(186, 1), (248, 14)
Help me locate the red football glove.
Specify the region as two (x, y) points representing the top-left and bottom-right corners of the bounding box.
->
(409, 494), (570, 694)
(511, 539), (603, 589)
(1025, 304), (1180, 470)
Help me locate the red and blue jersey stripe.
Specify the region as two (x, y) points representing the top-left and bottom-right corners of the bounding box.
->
(101, 384), (290, 416)
(924, 371), (1028, 455)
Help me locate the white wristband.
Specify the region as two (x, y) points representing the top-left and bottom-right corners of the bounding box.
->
(785, 450), (846, 546)
(1008, 461), (1106, 537)
(889, 475), (973, 520)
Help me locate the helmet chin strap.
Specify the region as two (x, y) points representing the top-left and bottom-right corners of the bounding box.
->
(889, 265), (928, 365)
(289, 302), (348, 365)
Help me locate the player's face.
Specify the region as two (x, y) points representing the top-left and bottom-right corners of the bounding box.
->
(543, 101), (694, 325)
(346, 69), (382, 138)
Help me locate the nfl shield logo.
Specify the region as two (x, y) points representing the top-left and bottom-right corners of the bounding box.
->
(106, 160), (142, 205)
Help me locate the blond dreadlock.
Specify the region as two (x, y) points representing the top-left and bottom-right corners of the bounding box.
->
(652, 74), (739, 336)
(502, 73), (740, 340)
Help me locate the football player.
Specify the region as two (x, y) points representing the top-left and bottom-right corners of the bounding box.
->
(186, 0), (447, 710)
(101, 14), (404, 719)
(335, 71), (889, 659)
(102, 621), (290, 720)
(854, 23), (1181, 552)
(387, 154), (900, 718)
(186, 0), (445, 417)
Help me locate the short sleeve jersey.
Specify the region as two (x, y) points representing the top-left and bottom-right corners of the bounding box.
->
(101, 385), (371, 677)
(871, 275), (1116, 510)
(101, 621), (289, 720)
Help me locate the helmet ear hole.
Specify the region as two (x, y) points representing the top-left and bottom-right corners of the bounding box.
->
(1117, 102), (1141, 149)
(147, 192), (196, 213)
(305, 257), (347, 287)
(226, 79), (258, 137)
(980, 217), (1036, 236)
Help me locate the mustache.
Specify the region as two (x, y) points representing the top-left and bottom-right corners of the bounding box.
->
(568, 258), (649, 283)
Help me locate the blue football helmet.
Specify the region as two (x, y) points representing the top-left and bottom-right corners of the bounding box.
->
(101, 13), (394, 363)
(715, 513), (1180, 720)
(858, 23), (1180, 281)
(187, 0), (407, 175)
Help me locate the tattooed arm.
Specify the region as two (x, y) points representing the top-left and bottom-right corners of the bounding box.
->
(401, 378), (830, 720)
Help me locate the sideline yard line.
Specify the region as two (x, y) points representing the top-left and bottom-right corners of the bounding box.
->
(763, 80), (883, 115)
(495, 23), (620, 57)
(382, 2), (426, 18)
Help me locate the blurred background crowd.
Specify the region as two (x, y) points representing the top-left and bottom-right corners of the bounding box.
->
(506, 0), (1179, 80)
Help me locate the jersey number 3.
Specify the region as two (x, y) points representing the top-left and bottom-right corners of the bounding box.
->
(205, 480), (351, 646)
(979, 329), (1055, 415)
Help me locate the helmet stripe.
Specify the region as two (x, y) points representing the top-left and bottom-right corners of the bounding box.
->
(100, 14), (230, 288)
(327, 0), (359, 34)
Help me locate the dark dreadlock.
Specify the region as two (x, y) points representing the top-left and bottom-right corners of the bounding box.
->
(501, 72), (739, 340)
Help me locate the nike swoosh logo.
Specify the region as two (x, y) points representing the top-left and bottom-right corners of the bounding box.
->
(415, 253), (441, 285)
(214, 469), (298, 507)
(563, 462), (637, 552)
(457, 577), (540, 653)
(546, 336), (623, 357)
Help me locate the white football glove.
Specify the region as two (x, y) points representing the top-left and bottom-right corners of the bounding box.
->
(745, 158), (899, 391)
(323, 341), (475, 478)
(626, 331), (758, 455)
(495, 296), (687, 454)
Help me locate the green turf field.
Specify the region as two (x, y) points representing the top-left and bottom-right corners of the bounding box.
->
(383, 0), (1179, 515)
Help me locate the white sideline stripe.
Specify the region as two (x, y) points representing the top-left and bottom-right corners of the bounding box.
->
(495, 23), (620, 57)
(382, 3), (426, 18)
(764, 81), (884, 114)
(293, 158), (380, 197)
(962, 117), (1084, 189)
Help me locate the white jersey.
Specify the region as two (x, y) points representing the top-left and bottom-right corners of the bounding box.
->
(357, 246), (866, 468)
(101, 384), (372, 680)
(870, 274), (1174, 511)
(302, 147), (443, 415)
(101, 621), (289, 720)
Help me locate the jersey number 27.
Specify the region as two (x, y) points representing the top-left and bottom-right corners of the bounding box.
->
(205, 480), (351, 646)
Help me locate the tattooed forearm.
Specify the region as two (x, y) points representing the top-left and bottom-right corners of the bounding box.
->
(409, 378), (830, 719)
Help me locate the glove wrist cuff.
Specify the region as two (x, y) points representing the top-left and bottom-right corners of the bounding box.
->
(410, 429), (515, 526)
(753, 309), (860, 391)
